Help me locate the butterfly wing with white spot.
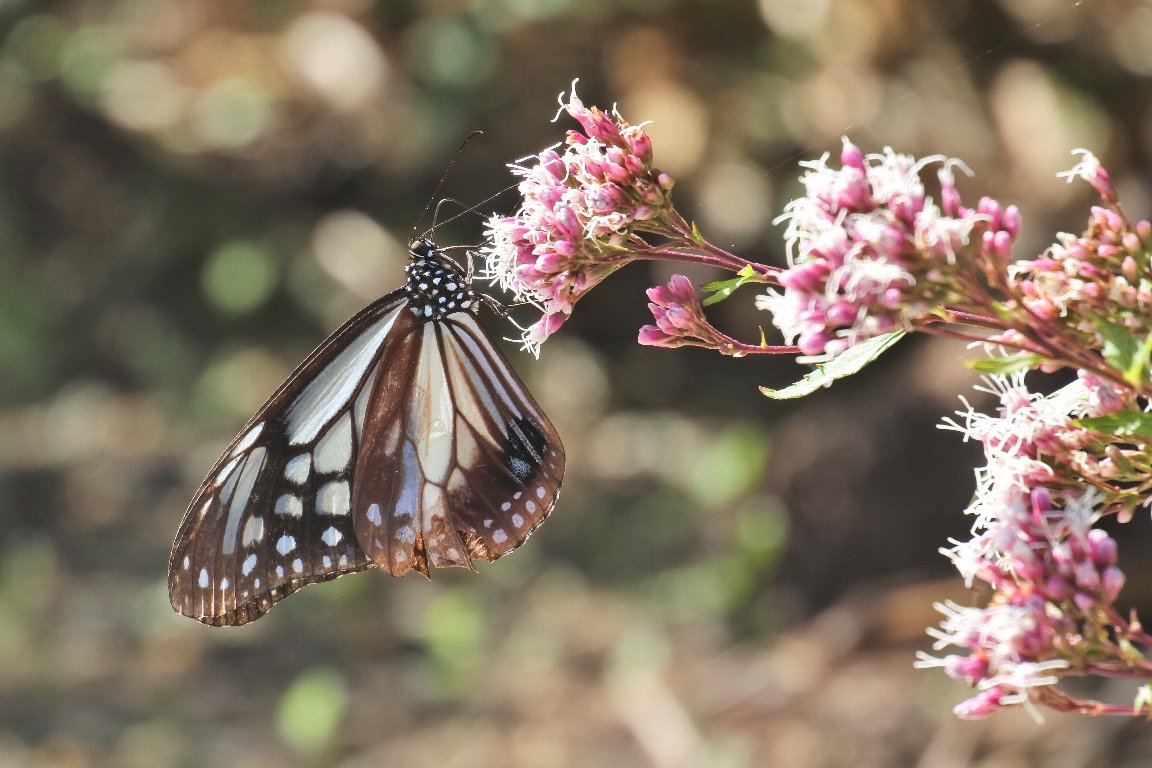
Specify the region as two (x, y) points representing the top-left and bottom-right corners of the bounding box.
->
(168, 293), (406, 626)
(352, 311), (565, 577)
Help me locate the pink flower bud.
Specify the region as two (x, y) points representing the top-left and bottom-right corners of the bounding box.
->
(954, 688), (1004, 719)
(826, 302), (858, 326)
(605, 163), (631, 185)
(1122, 255), (1139, 282)
(943, 654), (989, 683)
(1003, 205), (1022, 237)
(629, 130), (653, 161)
(1074, 561), (1100, 592)
(1043, 575), (1071, 600)
(1073, 592), (1097, 613)
(840, 137), (864, 170)
(540, 149), (565, 179)
(527, 312), (569, 345)
(638, 324), (676, 347)
(535, 252), (565, 273)
(1137, 219), (1152, 242)
(1087, 529), (1117, 568)
(554, 205), (582, 239)
(1101, 566), (1125, 602)
(779, 262), (830, 292)
(798, 330), (833, 356)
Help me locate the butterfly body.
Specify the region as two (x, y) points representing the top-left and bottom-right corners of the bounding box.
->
(169, 238), (564, 626)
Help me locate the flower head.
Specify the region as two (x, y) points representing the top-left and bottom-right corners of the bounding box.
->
(638, 275), (740, 352)
(483, 82), (676, 353)
(922, 375), (1142, 717)
(1006, 152), (1152, 377)
(759, 138), (1019, 360)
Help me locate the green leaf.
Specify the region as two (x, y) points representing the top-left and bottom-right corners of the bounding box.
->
(760, 332), (905, 399)
(1076, 411), (1152, 439)
(968, 353), (1045, 375)
(1131, 331), (1152, 386)
(1092, 314), (1151, 386)
(1134, 684), (1152, 716)
(702, 264), (757, 306)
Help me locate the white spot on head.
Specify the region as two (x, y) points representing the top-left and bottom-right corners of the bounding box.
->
(284, 453), (311, 485)
(276, 534), (296, 555)
(321, 526), (343, 546)
(242, 553), (257, 576)
(367, 503), (383, 527)
(198, 568), (209, 589)
(493, 529), (508, 545)
(275, 494), (303, 518)
(317, 480), (350, 516)
(292, 558), (303, 574)
(512, 513), (524, 528)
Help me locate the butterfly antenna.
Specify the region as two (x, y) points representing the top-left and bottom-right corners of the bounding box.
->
(412, 130), (485, 244)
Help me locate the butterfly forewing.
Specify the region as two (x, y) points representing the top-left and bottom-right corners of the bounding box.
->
(169, 294), (406, 625)
(169, 238), (566, 626)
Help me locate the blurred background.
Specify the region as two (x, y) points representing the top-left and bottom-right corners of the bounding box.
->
(2, 0), (1152, 766)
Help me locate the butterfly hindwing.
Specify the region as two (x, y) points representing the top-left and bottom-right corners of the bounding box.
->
(169, 293), (406, 625)
(350, 310), (565, 577)
(435, 314), (564, 558)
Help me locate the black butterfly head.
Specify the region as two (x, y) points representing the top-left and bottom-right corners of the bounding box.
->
(404, 238), (476, 322)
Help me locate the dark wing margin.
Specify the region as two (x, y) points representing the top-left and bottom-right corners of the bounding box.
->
(168, 291), (407, 626)
(351, 310), (566, 578)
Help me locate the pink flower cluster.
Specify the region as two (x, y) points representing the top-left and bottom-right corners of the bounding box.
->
(1008, 157), (1152, 354)
(758, 138), (1020, 359)
(638, 275), (737, 352)
(918, 376), (1132, 718)
(483, 84), (675, 352)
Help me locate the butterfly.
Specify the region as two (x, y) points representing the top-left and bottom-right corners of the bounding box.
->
(169, 237), (565, 626)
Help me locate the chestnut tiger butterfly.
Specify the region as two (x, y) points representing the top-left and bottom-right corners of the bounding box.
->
(169, 236), (565, 625)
